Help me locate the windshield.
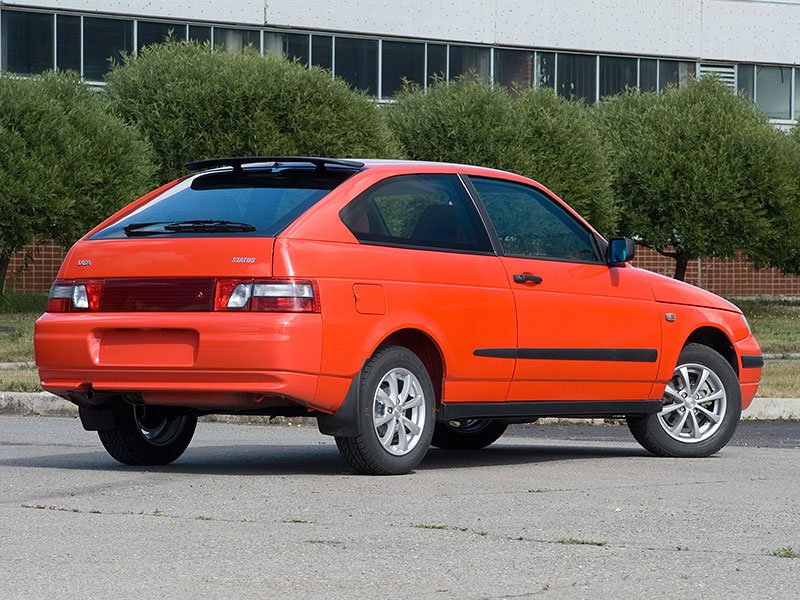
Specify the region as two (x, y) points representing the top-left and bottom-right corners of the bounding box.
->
(91, 167), (354, 239)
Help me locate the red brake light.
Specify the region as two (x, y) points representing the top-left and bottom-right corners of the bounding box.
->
(213, 279), (318, 313)
(46, 280), (103, 312)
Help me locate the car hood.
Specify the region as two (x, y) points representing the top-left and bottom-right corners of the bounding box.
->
(642, 270), (741, 313)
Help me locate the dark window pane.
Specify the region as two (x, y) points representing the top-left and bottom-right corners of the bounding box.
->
(83, 17), (133, 81)
(756, 65), (791, 120)
(214, 28), (259, 53)
(495, 49), (534, 91)
(471, 177), (600, 263)
(659, 60), (694, 91)
(57, 14), (80, 73)
(640, 58), (657, 92)
(427, 43), (446, 84)
(795, 68), (800, 120)
(335, 37), (378, 95)
(599, 56), (637, 98)
(341, 175), (492, 253)
(188, 25), (211, 43)
(381, 40), (424, 98)
(449, 45), (490, 84)
(264, 32), (308, 65)
(738, 64), (754, 101)
(311, 35), (332, 70)
(536, 51), (555, 89)
(557, 53), (596, 103)
(1, 10), (53, 74)
(138, 21), (185, 52)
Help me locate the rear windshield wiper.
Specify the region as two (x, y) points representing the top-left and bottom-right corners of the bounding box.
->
(123, 220), (257, 236)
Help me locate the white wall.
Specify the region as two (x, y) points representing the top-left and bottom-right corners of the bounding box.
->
(4, 0), (800, 64)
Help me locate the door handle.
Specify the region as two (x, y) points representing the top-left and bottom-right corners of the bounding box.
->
(513, 273), (543, 285)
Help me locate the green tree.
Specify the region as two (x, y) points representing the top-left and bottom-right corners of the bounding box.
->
(595, 76), (796, 280)
(105, 41), (400, 183)
(0, 72), (156, 292)
(385, 78), (617, 233)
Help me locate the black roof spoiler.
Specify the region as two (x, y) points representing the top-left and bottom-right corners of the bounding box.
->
(184, 156), (366, 175)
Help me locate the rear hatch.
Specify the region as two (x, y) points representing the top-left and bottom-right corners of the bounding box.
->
(55, 161), (358, 312)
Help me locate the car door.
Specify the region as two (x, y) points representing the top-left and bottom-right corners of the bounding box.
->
(467, 175), (661, 403)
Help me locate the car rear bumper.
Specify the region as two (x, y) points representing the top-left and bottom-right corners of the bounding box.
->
(35, 311), (326, 411)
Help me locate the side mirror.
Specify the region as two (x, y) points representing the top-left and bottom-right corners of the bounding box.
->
(607, 237), (636, 266)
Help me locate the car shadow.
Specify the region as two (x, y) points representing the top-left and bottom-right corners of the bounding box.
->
(0, 440), (651, 476)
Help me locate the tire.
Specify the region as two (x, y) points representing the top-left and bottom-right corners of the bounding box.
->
(98, 403), (197, 466)
(627, 343), (741, 458)
(431, 419), (508, 450)
(335, 345), (435, 475)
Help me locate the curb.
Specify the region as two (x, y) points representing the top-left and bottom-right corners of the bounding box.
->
(1, 392), (798, 421)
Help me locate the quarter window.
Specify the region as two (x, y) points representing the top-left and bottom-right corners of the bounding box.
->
(470, 177), (600, 263)
(341, 174), (493, 253)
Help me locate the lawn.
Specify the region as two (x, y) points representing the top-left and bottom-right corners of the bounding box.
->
(732, 297), (800, 355)
(0, 294), (46, 363)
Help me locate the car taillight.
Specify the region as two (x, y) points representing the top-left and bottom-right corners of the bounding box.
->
(46, 280), (102, 312)
(214, 279), (318, 313)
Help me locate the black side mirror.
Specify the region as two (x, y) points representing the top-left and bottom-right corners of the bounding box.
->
(607, 237), (636, 266)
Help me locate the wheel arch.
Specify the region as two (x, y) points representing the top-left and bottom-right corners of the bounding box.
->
(684, 326), (738, 376)
(377, 328), (445, 408)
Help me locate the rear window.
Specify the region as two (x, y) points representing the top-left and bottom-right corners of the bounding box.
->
(91, 168), (353, 239)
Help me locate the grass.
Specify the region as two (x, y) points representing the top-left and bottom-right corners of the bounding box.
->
(0, 293), (47, 363)
(733, 297), (800, 355)
(0, 368), (41, 392)
(766, 546), (800, 559)
(757, 360), (800, 398)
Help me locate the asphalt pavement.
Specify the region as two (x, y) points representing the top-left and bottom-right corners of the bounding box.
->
(0, 416), (798, 599)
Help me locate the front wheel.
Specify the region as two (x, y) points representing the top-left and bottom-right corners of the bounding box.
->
(335, 345), (435, 475)
(98, 403), (197, 465)
(431, 419), (508, 450)
(627, 343), (741, 457)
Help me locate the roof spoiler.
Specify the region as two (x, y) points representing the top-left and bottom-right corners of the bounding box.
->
(184, 156), (366, 175)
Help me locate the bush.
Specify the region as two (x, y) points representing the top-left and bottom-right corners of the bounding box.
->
(385, 79), (617, 233)
(0, 72), (156, 292)
(595, 76), (796, 280)
(106, 41), (400, 183)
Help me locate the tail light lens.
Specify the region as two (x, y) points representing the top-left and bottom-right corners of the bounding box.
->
(214, 279), (318, 313)
(46, 280), (102, 312)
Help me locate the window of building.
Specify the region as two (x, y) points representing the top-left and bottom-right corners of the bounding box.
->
(340, 174), (492, 253)
(738, 64), (755, 101)
(449, 45), (490, 84)
(264, 32), (309, 65)
(311, 35), (332, 70)
(427, 43), (447, 84)
(470, 177), (600, 263)
(83, 17), (133, 80)
(599, 56), (637, 98)
(659, 60), (695, 90)
(381, 40), (425, 98)
(1, 10), (53, 74)
(137, 21), (185, 52)
(495, 49), (534, 91)
(56, 14), (80, 73)
(557, 53), (596, 103)
(214, 28), (259, 53)
(335, 37), (378, 94)
(639, 59), (657, 92)
(795, 68), (800, 120)
(188, 25), (211, 44)
(535, 52), (555, 89)
(756, 65), (792, 120)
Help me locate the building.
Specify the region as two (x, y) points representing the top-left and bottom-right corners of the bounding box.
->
(3, 1), (800, 295)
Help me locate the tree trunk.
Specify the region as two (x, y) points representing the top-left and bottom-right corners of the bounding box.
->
(0, 252), (10, 295)
(673, 255), (689, 281)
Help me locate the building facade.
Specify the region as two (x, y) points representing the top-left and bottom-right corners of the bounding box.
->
(3, 1), (800, 295)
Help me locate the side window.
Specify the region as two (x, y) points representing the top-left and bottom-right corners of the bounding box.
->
(340, 174), (493, 253)
(470, 177), (601, 263)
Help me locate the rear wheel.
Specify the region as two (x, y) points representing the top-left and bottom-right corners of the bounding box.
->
(627, 343), (741, 457)
(431, 419), (508, 450)
(335, 345), (435, 475)
(98, 403), (197, 465)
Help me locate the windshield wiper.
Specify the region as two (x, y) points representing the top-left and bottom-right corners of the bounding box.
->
(123, 220), (256, 236)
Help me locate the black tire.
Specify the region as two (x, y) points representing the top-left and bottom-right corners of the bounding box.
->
(335, 345), (435, 475)
(431, 419), (508, 450)
(627, 343), (741, 458)
(98, 403), (197, 466)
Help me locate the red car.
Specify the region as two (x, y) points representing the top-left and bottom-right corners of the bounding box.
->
(35, 157), (762, 475)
